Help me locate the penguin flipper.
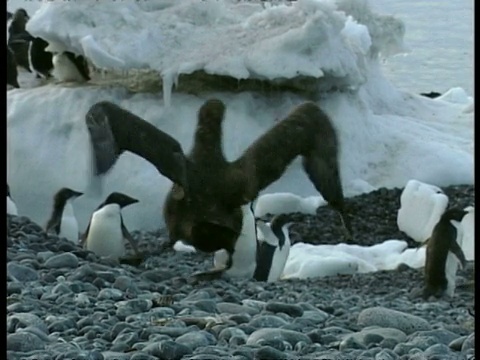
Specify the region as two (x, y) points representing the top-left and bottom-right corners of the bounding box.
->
(121, 218), (141, 257)
(450, 238), (467, 269)
(45, 218), (61, 236)
(79, 221), (91, 247)
(85, 101), (190, 193)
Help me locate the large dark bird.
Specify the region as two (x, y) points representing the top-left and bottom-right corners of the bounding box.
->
(85, 99), (351, 276)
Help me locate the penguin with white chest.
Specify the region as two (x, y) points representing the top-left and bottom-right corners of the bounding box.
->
(210, 203), (258, 279)
(7, 184), (18, 216)
(51, 51), (90, 83)
(208, 204), (294, 282)
(45, 187), (83, 243)
(423, 208), (468, 299)
(80, 192), (140, 261)
(253, 213), (294, 282)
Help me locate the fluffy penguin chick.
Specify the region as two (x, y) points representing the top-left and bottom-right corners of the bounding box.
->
(254, 213), (293, 282)
(7, 184), (18, 216)
(423, 208), (468, 299)
(81, 192), (139, 261)
(52, 52), (90, 82)
(45, 187), (83, 242)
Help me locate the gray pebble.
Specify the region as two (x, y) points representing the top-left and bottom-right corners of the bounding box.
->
(461, 333), (474, 352)
(44, 253), (79, 269)
(7, 262), (39, 282)
(249, 315), (288, 328)
(358, 307), (431, 335)
(97, 288), (124, 301)
(7, 313), (48, 334)
(265, 301), (304, 317)
(375, 349), (399, 360)
(247, 328), (312, 347)
(217, 302), (259, 315)
(7, 332), (46, 352)
(142, 340), (192, 359)
(255, 345), (289, 359)
(175, 330), (217, 350)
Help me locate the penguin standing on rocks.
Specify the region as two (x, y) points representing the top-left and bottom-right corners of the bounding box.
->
(423, 208), (468, 299)
(80, 192), (141, 261)
(7, 8), (32, 73)
(45, 188), (83, 243)
(7, 184), (18, 216)
(253, 213), (294, 282)
(52, 51), (90, 83)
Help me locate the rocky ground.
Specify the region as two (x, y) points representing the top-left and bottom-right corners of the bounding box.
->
(6, 185), (475, 360)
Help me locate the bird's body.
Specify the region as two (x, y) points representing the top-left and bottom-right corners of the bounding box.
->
(85, 99), (350, 276)
(424, 208), (468, 299)
(45, 187), (83, 243)
(80, 192), (140, 261)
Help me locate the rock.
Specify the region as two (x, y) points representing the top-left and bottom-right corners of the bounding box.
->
(265, 301), (304, 317)
(249, 315), (288, 328)
(217, 302), (259, 316)
(175, 330), (217, 350)
(7, 313), (48, 334)
(7, 332), (46, 352)
(7, 262), (39, 282)
(448, 335), (467, 351)
(141, 340), (193, 360)
(44, 253), (79, 268)
(461, 333), (474, 352)
(247, 328), (312, 347)
(97, 288), (124, 301)
(375, 349), (399, 360)
(341, 327), (407, 350)
(255, 345), (290, 359)
(357, 307), (431, 335)
(424, 343), (455, 357)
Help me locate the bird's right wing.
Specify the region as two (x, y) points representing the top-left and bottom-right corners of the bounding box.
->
(85, 101), (190, 192)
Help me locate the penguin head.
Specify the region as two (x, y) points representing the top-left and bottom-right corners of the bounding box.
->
(441, 208), (468, 223)
(14, 8), (29, 21)
(270, 213), (295, 232)
(103, 192), (139, 209)
(54, 187), (83, 204)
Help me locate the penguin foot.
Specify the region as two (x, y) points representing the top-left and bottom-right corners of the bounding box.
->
(191, 268), (226, 281)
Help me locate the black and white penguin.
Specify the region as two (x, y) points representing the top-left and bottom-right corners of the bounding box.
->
(423, 208), (468, 299)
(29, 37), (53, 79)
(80, 192), (140, 261)
(52, 51), (90, 83)
(210, 203), (258, 279)
(7, 8), (32, 73)
(45, 187), (83, 242)
(7, 45), (20, 88)
(253, 213), (293, 282)
(7, 184), (18, 216)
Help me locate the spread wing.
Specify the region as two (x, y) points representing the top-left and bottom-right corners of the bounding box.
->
(230, 102), (342, 206)
(229, 102), (352, 239)
(85, 101), (190, 191)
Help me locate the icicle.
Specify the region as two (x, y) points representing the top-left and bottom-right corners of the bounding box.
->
(162, 70), (175, 108)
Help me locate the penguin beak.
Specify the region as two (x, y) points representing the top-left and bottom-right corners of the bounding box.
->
(74, 191), (84, 198)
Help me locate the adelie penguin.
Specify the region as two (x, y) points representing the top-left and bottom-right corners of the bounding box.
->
(253, 213), (294, 282)
(7, 8), (32, 73)
(79, 192), (141, 262)
(29, 37), (54, 79)
(45, 187), (83, 243)
(7, 184), (18, 216)
(84, 99), (352, 277)
(206, 207), (294, 282)
(423, 208), (468, 300)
